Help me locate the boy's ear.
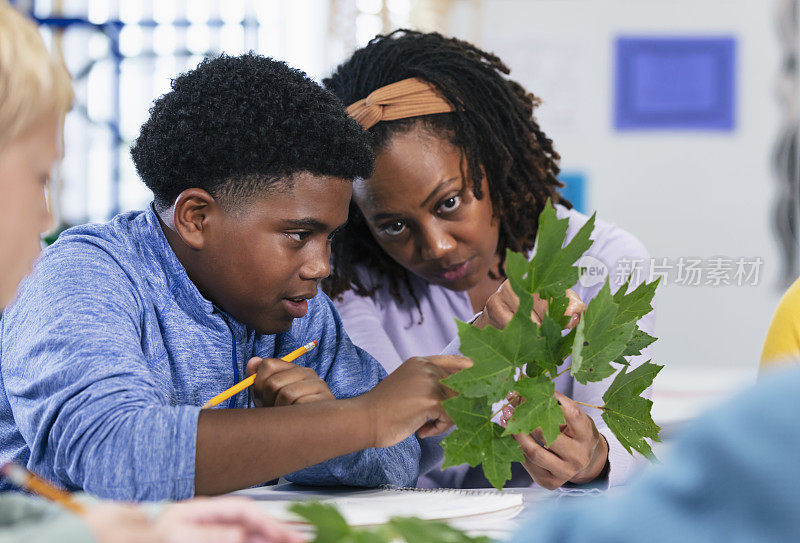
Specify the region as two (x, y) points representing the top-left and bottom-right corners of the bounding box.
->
(172, 188), (219, 250)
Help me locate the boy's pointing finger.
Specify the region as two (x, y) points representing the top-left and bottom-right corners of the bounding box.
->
(426, 354), (473, 374)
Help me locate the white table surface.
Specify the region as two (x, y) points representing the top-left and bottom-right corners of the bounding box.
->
(233, 483), (602, 540)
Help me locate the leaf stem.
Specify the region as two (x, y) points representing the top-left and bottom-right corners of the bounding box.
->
(555, 366), (572, 378)
(573, 400), (605, 411)
(490, 404), (506, 419)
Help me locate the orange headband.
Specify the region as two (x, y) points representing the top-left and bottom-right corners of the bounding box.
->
(346, 77), (455, 130)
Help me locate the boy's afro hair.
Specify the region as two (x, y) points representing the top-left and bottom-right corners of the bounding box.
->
(131, 53), (373, 208)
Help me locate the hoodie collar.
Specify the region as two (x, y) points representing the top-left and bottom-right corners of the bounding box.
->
(142, 204), (219, 324)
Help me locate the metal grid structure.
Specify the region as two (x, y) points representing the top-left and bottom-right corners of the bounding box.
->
(11, 0), (427, 226)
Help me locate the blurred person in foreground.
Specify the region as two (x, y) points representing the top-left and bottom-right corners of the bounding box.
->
(510, 364), (799, 541)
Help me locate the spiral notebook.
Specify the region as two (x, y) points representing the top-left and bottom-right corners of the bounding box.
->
(235, 485), (525, 527)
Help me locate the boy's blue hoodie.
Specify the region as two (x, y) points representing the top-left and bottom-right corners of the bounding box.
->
(0, 206), (421, 500)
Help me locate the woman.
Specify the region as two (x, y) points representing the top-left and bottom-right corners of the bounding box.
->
(323, 30), (655, 489)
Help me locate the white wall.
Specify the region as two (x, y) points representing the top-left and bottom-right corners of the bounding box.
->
(447, 0), (782, 377)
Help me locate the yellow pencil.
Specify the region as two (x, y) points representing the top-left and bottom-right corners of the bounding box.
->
(202, 340), (319, 409)
(1, 461), (86, 515)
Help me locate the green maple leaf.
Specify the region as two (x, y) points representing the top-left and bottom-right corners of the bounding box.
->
(290, 503), (487, 543)
(443, 199), (664, 489)
(613, 277), (659, 324)
(289, 502), (387, 543)
(526, 203), (596, 300)
(557, 326), (577, 362)
(502, 375), (564, 445)
(570, 317), (586, 367)
(503, 249), (575, 379)
(504, 200), (595, 307)
(441, 395), (524, 490)
(610, 277), (658, 365)
(478, 250), (572, 380)
(614, 326), (657, 365)
(546, 291), (573, 330)
(570, 282), (635, 384)
(505, 250), (535, 316)
(388, 517), (491, 543)
(531, 313), (569, 377)
(443, 316), (540, 399)
(601, 361), (663, 459)
(440, 395), (489, 440)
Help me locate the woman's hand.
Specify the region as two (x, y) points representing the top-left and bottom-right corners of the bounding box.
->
(473, 279), (585, 331)
(501, 391), (609, 490)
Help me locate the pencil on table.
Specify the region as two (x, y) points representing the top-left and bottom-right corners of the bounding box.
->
(0, 461), (86, 515)
(202, 340), (319, 409)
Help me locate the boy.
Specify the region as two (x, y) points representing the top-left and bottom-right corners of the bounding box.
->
(0, 52), (466, 501)
(0, 3), (301, 541)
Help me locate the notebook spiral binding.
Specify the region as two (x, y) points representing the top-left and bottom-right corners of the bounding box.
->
(380, 484), (513, 495)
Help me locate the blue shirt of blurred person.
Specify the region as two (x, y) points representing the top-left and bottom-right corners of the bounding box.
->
(511, 366), (800, 542)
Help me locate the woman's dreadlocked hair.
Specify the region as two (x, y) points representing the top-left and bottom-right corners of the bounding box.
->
(322, 29), (570, 308)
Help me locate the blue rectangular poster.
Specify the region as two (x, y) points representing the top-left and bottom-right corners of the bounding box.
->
(614, 36), (736, 131)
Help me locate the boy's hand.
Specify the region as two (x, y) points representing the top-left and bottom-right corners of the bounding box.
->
(474, 279), (585, 331)
(361, 355), (472, 448)
(247, 357), (335, 407)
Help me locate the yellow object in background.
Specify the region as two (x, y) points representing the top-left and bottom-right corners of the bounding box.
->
(760, 276), (800, 371)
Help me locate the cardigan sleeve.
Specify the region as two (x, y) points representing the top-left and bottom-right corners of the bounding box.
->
(331, 288), (406, 374)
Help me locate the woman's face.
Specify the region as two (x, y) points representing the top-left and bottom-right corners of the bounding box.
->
(352, 126), (500, 291)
